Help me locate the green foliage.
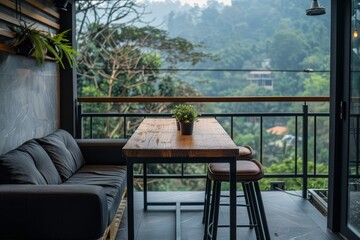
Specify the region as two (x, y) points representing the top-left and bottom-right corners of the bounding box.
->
(77, 21), (212, 138)
(75, 1), (331, 192)
(48, 30), (78, 68)
(9, 22), (78, 68)
(142, 158), (329, 192)
(303, 74), (330, 96)
(260, 158), (328, 190)
(268, 30), (308, 70)
(172, 104), (200, 123)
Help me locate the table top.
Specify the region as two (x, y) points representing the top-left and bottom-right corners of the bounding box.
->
(122, 118), (239, 158)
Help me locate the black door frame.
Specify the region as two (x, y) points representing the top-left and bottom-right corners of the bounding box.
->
(329, 0), (360, 239)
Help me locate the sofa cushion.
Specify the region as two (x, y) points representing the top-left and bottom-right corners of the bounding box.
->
(36, 129), (85, 181)
(63, 165), (127, 223)
(0, 140), (62, 184)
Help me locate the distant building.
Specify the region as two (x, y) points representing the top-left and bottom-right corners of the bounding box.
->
(266, 126), (288, 135)
(247, 71), (273, 89)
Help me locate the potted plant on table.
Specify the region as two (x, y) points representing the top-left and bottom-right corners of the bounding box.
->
(173, 104), (200, 135)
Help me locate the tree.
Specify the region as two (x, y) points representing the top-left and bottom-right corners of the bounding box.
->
(77, 24), (212, 138)
(260, 159), (328, 191)
(268, 30), (308, 70)
(75, 0), (331, 192)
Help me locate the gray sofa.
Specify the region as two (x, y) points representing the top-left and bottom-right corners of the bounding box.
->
(0, 129), (127, 240)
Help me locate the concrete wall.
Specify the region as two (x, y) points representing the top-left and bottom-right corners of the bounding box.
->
(0, 52), (59, 154)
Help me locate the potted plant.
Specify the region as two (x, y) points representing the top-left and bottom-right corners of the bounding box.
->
(46, 29), (78, 68)
(171, 104), (183, 130)
(173, 104), (200, 135)
(8, 22), (78, 68)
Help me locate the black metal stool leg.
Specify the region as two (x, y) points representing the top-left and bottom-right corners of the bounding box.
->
(203, 178), (212, 240)
(202, 176), (211, 224)
(242, 182), (254, 228)
(211, 181), (221, 240)
(254, 181), (271, 240)
(247, 182), (264, 240)
(204, 179), (217, 240)
(204, 159), (268, 240)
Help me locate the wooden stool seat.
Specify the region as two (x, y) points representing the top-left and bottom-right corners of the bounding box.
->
(237, 145), (254, 160)
(202, 146), (255, 227)
(208, 160), (264, 181)
(203, 158), (270, 240)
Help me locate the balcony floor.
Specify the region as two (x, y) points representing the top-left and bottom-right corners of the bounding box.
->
(115, 191), (342, 240)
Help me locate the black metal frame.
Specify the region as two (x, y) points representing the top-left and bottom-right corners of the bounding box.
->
(328, 0), (357, 239)
(77, 103), (330, 199)
(203, 179), (270, 240)
(126, 156), (238, 240)
(59, 1), (77, 136)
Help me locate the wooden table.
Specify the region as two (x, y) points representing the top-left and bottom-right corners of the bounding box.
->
(123, 118), (239, 240)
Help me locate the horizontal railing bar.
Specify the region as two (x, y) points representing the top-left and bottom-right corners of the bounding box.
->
(78, 96), (330, 103)
(134, 174), (329, 178)
(80, 68), (330, 73)
(80, 112), (329, 118)
(78, 103), (331, 188)
(135, 174), (206, 178)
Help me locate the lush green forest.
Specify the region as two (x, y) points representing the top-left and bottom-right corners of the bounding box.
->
(146, 0), (330, 97)
(75, 0), (331, 191)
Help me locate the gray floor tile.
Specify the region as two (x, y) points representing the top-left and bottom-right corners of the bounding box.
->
(116, 191), (342, 240)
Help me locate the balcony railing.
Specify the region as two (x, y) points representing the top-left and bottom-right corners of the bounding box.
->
(76, 96), (330, 198)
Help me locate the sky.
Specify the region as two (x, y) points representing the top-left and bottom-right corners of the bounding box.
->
(181, 0), (231, 6)
(150, 0), (231, 7)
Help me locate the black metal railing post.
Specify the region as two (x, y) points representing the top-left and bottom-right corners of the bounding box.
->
(295, 116), (298, 175)
(302, 103), (309, 198)
(124, 116), (127, 138)
(90, 117), (93, 138)
(314, 116), (317, 176)
(260, 116), (263, 164)
(356, 115), (359, 175)
(76, 103), (83, 139)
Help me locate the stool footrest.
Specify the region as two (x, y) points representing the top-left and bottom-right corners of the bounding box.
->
(218, 224), (257, 228)
(220, 203), (249, 207)
(220, 194), (245, 198)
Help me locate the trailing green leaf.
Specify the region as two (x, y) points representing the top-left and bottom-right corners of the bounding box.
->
(8, 22), (78, 68)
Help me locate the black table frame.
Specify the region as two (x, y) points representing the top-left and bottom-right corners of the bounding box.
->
(126, 156), (237, 240)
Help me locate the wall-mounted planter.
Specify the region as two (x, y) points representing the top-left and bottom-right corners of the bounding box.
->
(15, 34), (35, 56)
(8, 23), (78, 68)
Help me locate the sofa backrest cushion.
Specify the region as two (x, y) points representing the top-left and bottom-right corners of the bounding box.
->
(36, 129), (85, 181)
(0, 140), (62, 184)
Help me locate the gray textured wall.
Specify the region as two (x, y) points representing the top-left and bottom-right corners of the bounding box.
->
(0, 52), (60, 154)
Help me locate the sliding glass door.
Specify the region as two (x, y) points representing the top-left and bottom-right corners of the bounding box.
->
(344, 0), (360, 238)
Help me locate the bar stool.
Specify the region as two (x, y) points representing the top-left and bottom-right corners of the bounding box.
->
(202, 146), (255, 224)
(203, 159), (270, 240)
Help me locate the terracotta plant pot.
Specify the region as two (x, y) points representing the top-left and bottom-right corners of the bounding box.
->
(180, 122), (194, 135)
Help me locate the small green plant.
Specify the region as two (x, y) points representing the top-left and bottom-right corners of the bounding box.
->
(9, 22), (78, 68)
(172, 104), (200, 124)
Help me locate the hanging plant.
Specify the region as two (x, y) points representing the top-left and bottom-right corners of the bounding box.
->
(46, 30), (78, 69)
(8, 22), (78, 68)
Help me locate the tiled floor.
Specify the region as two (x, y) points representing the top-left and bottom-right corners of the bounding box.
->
(116, 191), (342, 240)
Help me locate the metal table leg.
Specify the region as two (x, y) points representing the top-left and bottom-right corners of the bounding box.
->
(127, 160), (135, 240)
(230, 158), (237, 239)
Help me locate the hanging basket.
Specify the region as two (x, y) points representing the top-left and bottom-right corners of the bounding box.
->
(15, 34), (35, 56)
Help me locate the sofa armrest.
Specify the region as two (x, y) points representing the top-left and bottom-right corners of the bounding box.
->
(0, 185), (108, 240)
(76, 139), (127, 165)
